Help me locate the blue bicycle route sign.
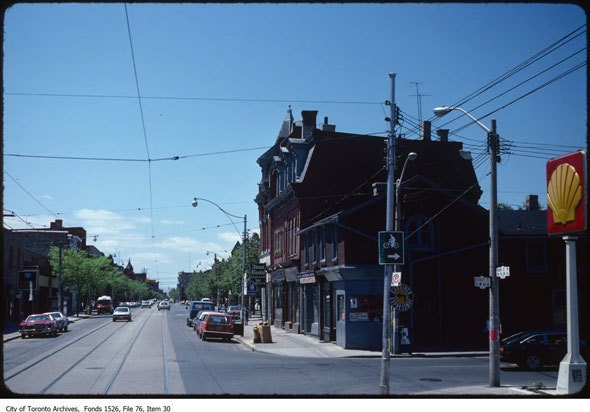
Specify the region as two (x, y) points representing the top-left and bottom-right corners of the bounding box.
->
(378, 231), (405, 265)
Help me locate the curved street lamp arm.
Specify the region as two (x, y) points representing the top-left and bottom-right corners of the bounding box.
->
(433, 106), (491, 133)
(192, 197), (243, 237)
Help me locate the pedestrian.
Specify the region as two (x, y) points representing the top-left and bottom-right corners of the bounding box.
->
(243, 306), (249, 325)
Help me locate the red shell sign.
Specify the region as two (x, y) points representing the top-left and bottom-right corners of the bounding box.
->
(546, 150), (587, 235)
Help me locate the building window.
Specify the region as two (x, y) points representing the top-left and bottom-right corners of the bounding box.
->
(286, 217), (297, 258)
(302, 233), (308, 268)
(311, 231), (318, 264)
(331, 225), (338, 262)
(405, 215), (435, 251)
(526, 240), (547, 274)
(274, 230), (283, 259)
(320, 226), (326, 263)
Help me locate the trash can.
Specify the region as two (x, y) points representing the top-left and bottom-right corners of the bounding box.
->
(260, 322), (272, 343)
(253, 324), (261, 343)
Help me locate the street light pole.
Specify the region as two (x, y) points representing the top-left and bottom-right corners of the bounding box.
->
(433, 106), (501, 386)
(192, 197), (248, 323)
(392, 152), (417, 354)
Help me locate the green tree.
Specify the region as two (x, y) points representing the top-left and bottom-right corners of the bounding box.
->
(186, 269), (215, 300)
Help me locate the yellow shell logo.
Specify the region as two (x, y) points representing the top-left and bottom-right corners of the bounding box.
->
(547, 163), (582, 225)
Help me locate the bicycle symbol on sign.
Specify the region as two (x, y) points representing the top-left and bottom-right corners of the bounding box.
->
(382, 234), (399, 249)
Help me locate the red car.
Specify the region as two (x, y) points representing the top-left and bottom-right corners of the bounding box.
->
(197, 312), (234, 341)
(19, 313), (58, 338)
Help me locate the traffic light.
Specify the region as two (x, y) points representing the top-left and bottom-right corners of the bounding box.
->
(18, 270), (38, 290)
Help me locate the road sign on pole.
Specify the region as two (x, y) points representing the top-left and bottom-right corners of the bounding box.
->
(247, 281), (257, 297)
(390, 284), (414, 312)
(378, 231), (404, 265)
(392, 272), (402, 287)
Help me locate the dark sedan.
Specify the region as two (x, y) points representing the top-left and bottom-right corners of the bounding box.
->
(500, 330), (587, 370)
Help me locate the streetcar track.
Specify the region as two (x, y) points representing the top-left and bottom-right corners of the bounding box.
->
(8, 307), (183, 395)
(161, 311), (171, 395)
(4, 317), (122, 381)
(38, 324), (123, 394)
(102, 310), (154, 394)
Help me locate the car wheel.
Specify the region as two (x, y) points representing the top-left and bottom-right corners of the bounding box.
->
(525, 355), (542, 370)
(202, 333), (207, 341)
(21, 334), (26, 339)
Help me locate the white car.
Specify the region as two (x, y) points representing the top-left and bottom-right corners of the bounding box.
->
(158, 301), (170, 311)
(44, 311), (69, 332)
(112, 307), (132, 322)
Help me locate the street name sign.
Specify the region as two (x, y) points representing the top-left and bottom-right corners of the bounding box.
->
(474, 275), (490, 289)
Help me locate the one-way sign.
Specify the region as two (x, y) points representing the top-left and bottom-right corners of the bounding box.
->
(378, 231), (405, 265)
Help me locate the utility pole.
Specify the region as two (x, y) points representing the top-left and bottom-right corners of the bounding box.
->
(488, 119), (501, 387)
(58, 244), (63, 314)
(380, 72), (397, 395)
(214, 253), (220, 309)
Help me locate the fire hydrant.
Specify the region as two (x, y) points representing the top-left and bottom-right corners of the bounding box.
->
(253, 324), (261, 343)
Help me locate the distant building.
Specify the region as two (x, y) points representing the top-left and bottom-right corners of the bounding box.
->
(3, 219), (87, 321)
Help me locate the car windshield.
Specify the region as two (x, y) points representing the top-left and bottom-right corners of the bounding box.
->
(115, 308), (129, 313)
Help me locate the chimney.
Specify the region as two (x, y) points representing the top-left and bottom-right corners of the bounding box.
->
(421, 121), (431, 141)
(320, 116), (336, 132)
(525, 194), (540, 211)
(436, 129), (449, 142)
(301, 110), (318, 140)
(50, 219), (63, 229)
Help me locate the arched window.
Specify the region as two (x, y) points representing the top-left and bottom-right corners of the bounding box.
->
(405, 214), (435, 251)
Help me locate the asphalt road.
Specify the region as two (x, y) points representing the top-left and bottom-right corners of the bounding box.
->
(3, 304), (560, 396)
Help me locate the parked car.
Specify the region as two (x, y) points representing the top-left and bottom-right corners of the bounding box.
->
(141, 300), (151, 308)
(112, 307), (132, 322)
(226, 305), (243, 322)
(500, 330), (588, 370)
(158, 301), (170, 311)
(44, 311), (68, 332)
(196, 312), (234, 341)
(19, 313), (58, 338)
(186, 300), (216, 327)
(193, 310), (215, 333)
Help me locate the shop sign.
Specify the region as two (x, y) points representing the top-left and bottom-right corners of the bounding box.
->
(299, 275), (316, 285)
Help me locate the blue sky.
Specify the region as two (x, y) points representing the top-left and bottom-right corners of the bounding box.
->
(3, 3), (587, 292)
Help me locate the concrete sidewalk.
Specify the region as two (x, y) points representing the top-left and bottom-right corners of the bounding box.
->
(234, 314), (554, 396)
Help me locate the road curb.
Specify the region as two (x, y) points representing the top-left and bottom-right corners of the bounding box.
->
(236, 336), (256, 351)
